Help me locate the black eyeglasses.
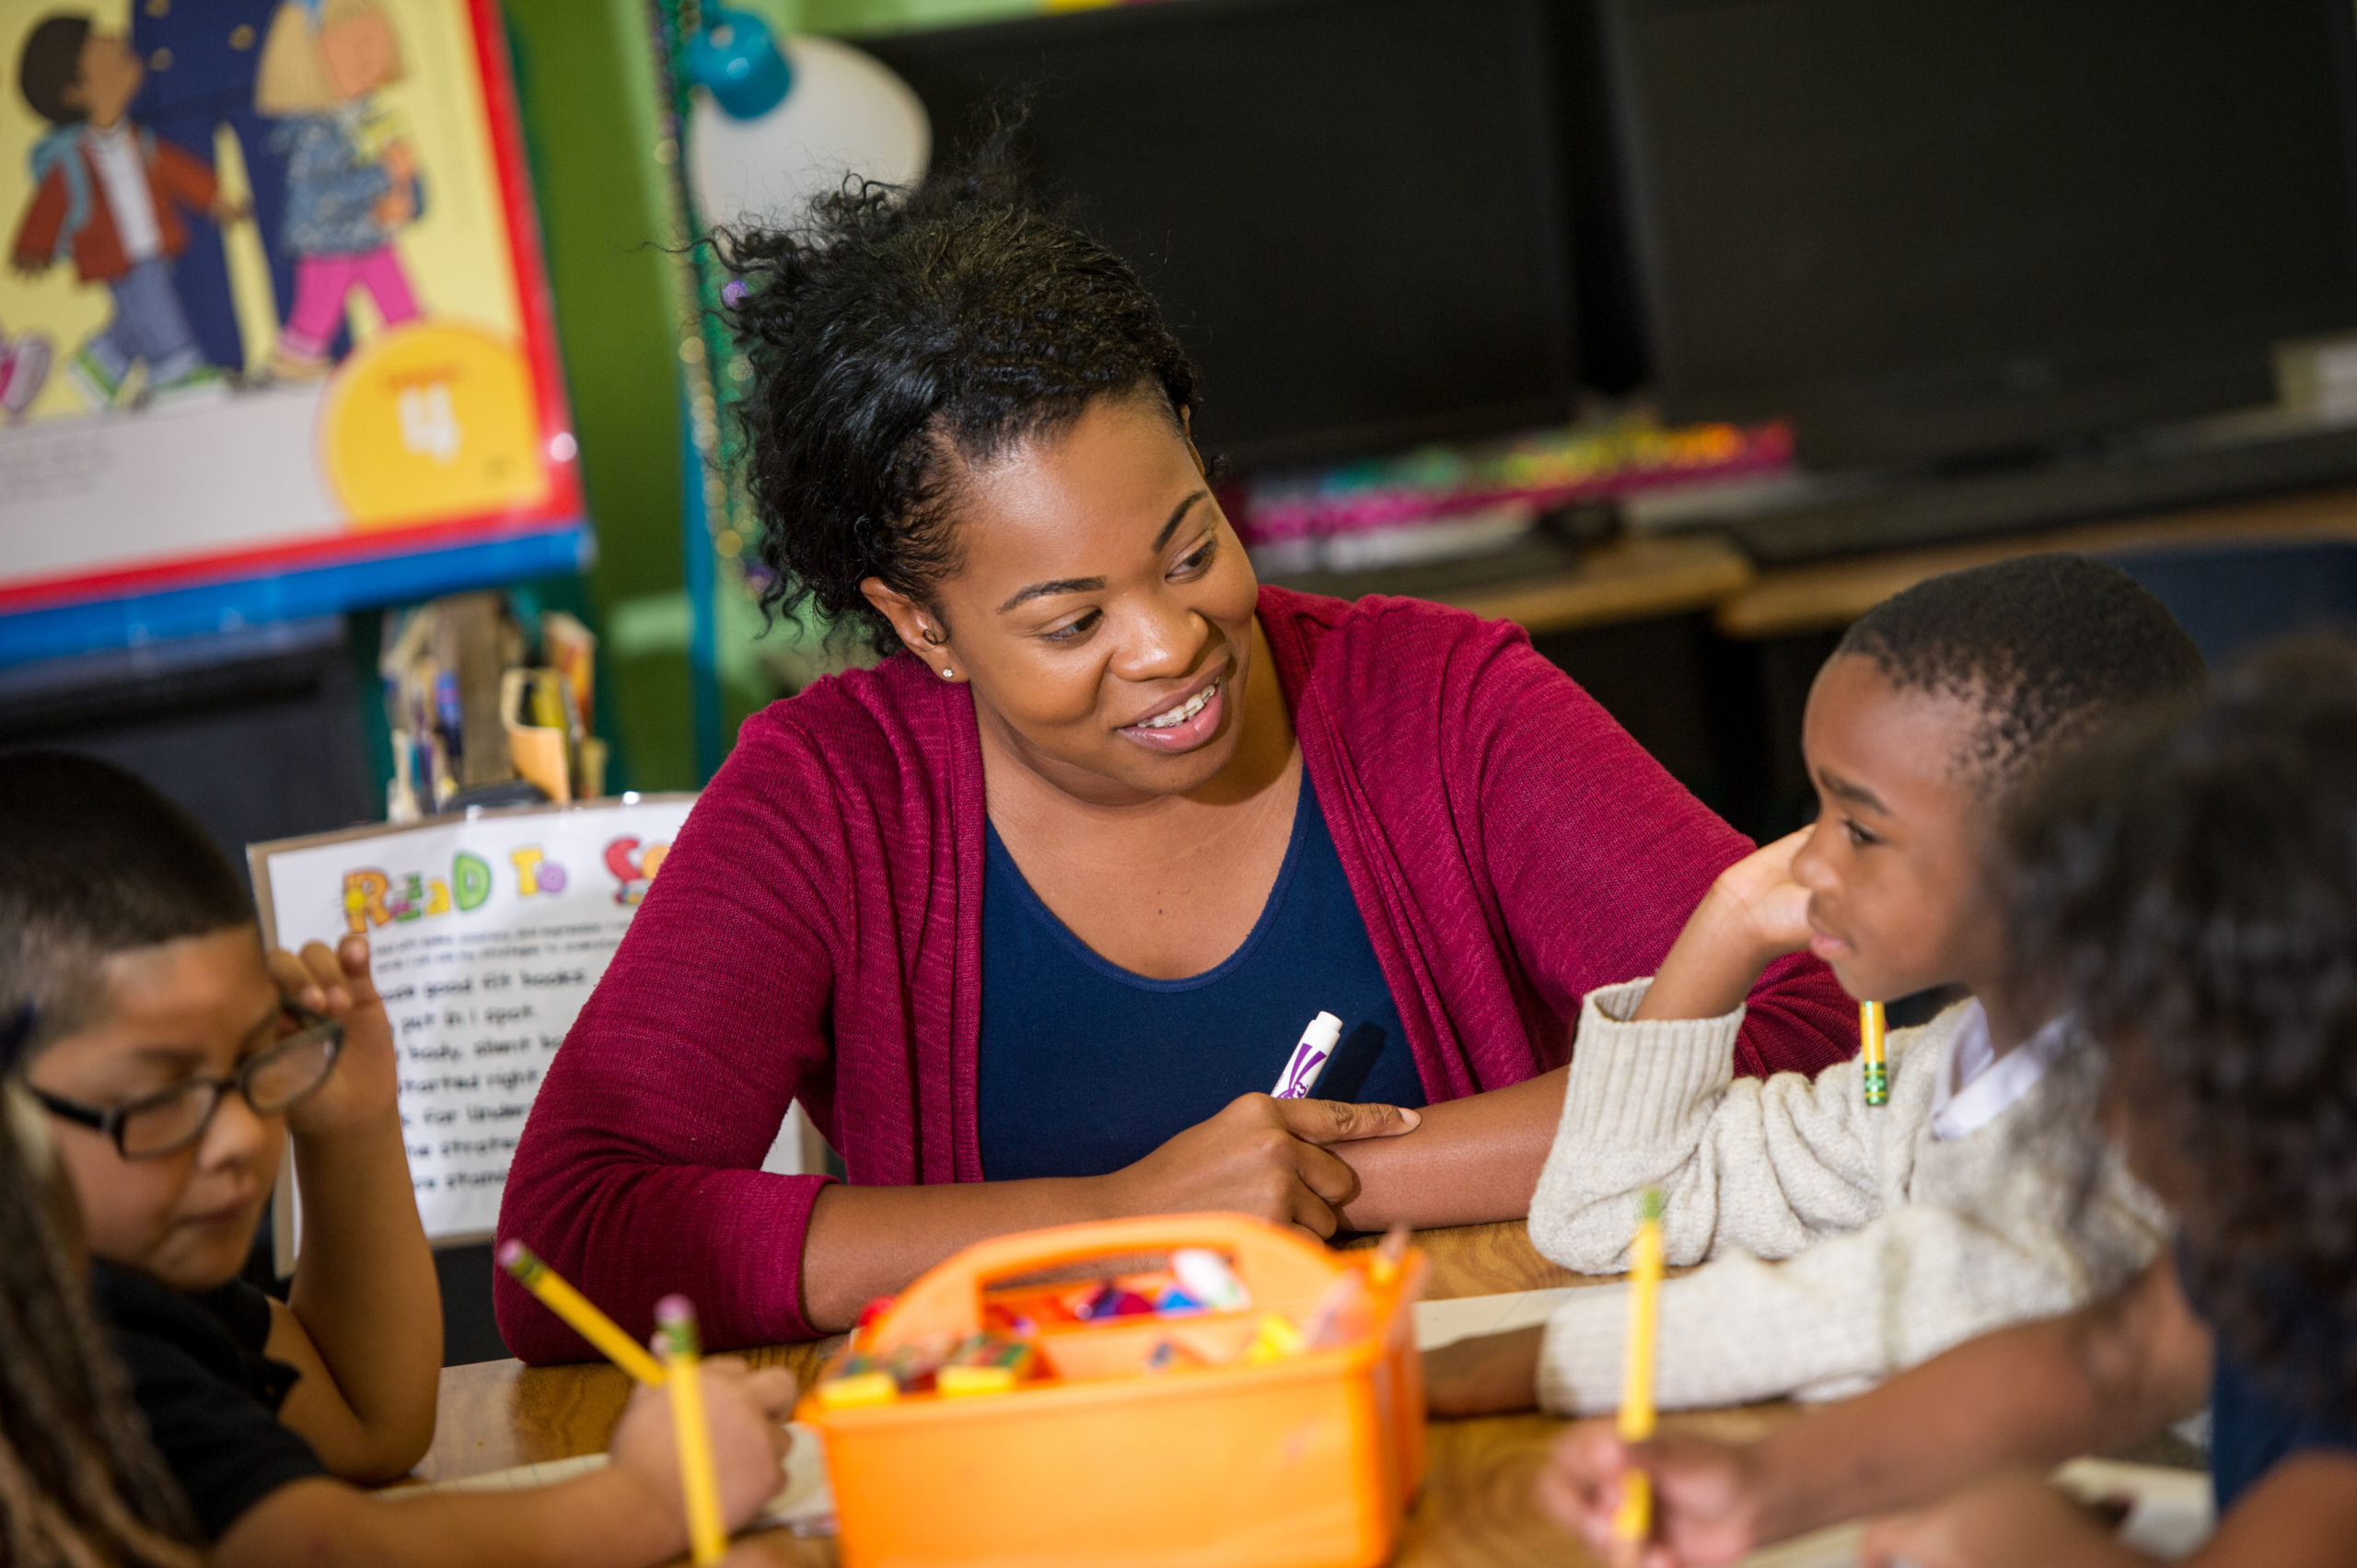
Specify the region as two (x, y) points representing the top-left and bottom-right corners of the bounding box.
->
(29, 1005), (343, 1159)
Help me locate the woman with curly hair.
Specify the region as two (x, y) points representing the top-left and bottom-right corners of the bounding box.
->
(495, 134), (1853, 1355)
(1536, 640), (2357, 1568)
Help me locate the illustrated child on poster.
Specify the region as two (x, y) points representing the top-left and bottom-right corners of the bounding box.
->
(256, 0), (424, 381)
(8, 16), (239, 410)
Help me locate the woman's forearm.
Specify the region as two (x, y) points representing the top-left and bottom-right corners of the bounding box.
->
(799, 1093), (1429, 1330)
(800, 1177), (1117, 1331)
(1331, 1068), (1564, 1230)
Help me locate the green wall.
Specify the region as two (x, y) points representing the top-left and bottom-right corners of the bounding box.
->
(504, 0), (693, 788)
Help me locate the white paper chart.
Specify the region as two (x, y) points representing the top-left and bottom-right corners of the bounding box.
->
(251, 796), (697, 1241)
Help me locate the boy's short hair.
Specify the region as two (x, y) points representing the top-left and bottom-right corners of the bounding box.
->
(17, 14), (90, 127)
(2009, 636), (2357, 1411)
(1835, 552), (2207, 789)
(0, 751), (254, 1047)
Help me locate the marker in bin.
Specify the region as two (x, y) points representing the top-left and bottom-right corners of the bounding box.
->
(1273, 1011), (1344, 1098)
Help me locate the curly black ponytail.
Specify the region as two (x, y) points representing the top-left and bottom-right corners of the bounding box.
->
(715, 119), (1202, 654)
(2010, 638), (2357, 1416)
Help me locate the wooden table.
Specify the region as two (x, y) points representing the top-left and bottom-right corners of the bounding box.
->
(415, 1220), (1780, 1566)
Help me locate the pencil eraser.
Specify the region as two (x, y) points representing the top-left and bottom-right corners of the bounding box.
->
(655, 1294), (694, 1327)
(495, 1239), (526, 1270)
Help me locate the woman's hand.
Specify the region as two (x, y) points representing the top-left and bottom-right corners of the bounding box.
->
(1536, 1422), (1773, 1568)
(1098, 1092), (1422, 1238)
(269, 935), (399, 1139)
(1634, 830), (1817, 1024)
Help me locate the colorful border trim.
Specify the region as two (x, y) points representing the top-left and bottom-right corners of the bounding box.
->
(0, 520), (591, 665)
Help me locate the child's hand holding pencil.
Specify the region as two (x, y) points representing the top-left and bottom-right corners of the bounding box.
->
(607, 1352), (798, 1550)
(1536, 1423), (1775, 1567)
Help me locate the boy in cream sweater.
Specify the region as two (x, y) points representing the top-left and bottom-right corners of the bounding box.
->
(1429, 553), (2202, 1417)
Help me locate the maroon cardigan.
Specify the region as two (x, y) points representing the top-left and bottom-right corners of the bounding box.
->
(495, 587), (1852, 1357)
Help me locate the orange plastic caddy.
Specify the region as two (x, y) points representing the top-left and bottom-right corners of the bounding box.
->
(797, 1213), (1430, 1568)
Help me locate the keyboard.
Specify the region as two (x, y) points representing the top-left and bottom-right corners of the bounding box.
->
(1712, 424), (2357, 564)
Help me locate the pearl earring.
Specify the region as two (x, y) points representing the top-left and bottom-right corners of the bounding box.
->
(940, 667), (955, 679)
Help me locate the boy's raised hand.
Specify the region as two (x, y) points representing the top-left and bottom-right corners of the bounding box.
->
(1635, 829), (1817, 1023)
(267, 935), (399, 1138)
(1536, 1422), (1771, 1567)
(1703, 829), (1817, 958)
(609, 1358), (799, 1537)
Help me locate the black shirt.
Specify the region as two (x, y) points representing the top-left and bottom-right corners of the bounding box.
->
(90, 1260), (328, 1541)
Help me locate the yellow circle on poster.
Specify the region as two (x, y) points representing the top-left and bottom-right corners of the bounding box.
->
(322, 322), (549, 529)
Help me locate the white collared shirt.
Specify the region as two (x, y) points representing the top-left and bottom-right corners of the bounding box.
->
(86, 124), (162, 262)
(1927, 1001), (2073, 1142)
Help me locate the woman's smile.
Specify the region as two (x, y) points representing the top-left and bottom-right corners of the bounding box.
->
(1115, 667), (1228, 753)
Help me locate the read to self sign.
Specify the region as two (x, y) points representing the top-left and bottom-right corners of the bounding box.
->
(250, 796), (697, 1239)
(342, 836), (672, 932)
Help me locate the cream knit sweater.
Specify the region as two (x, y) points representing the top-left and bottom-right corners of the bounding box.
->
(1526, 981), (2168, 1413)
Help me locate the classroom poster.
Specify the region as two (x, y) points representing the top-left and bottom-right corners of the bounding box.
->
(250, 796), (701, 1243)
(0, 0), (583, 661)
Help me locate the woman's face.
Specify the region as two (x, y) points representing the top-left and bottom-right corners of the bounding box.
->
(864, 394), (1263, 807)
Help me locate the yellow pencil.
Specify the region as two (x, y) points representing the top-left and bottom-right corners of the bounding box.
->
(1614, 1188), (1666, 1552)
(496, 1241), (668, 1386)
(1860, 999), (1889, 1107)
(657, 1295), (727, 1566)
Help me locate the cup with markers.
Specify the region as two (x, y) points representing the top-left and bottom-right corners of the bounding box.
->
(798, 1212), (1429, 1568)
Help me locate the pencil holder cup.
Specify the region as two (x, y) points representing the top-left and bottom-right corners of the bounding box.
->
(798, 1212), (1429, 1568)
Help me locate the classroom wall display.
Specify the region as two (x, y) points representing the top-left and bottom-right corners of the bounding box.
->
(0, 0), (584, 666)
(249, 796), (814, 1249)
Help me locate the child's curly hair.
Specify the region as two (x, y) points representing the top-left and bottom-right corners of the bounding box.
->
(714, 118), (1202, 655)
(2010, 636), (2357, 1411)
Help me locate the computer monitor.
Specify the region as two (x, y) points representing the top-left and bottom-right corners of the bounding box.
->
(860, 0), (1578, 471)
(1603, 0), (2357, 468)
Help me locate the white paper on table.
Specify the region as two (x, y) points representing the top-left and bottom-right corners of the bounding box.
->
(403, 1421), (834, 1535)
(1720, 1460), (2212, 1567)
(1413, 1285), (1585, 1351)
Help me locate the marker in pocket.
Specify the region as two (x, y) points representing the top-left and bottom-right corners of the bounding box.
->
(1272, 1011), (1344, 1098)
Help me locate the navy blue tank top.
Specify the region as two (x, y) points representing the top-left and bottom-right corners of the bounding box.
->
(976, 772), (1425, 1181)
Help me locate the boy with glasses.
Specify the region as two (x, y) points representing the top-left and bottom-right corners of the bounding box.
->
(0, 751), (801, 1568)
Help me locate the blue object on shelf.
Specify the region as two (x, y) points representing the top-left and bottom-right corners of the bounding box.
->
(686, 7), (794, 121)
(680, 395), (724, 784)
(2107, 540), (2357, 670)
(0, 523), (594, 667)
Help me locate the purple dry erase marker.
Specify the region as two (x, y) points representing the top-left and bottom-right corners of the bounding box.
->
(1272, 1011), (1344, 1098)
